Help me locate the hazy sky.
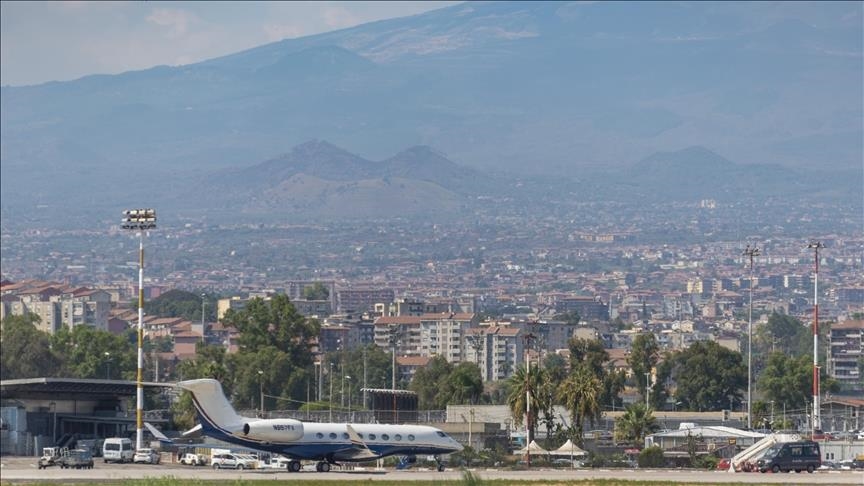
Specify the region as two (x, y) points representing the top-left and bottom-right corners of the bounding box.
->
(0, 1), (460, 87)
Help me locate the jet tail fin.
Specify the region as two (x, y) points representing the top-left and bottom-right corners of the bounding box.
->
(177, 379), (245, 431)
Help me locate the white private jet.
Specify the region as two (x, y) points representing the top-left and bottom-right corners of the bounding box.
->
(178, 378), (463, 472)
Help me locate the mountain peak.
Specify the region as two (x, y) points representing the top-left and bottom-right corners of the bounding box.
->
(636, 146), (735, 171)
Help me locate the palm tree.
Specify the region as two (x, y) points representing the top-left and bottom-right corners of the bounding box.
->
(558, 365), (602, 446)
(613, 402), (659, 445)
(506, 364), (541, 443)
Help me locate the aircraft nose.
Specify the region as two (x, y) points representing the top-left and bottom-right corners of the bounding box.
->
(453, 439), (464, 452)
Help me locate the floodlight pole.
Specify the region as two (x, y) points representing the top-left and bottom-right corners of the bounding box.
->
(742, 244), (759, 430)
(122, 208), (156, 451)
(808, 241), (824, 436)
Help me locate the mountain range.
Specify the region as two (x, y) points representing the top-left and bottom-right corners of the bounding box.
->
(0, 1), (861, 226)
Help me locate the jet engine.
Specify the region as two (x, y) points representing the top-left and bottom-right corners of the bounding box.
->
(238, 419), (304, 442)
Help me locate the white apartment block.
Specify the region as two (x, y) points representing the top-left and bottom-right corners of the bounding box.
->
(374, 313), (478, 362)
(464, 325), (524, 382)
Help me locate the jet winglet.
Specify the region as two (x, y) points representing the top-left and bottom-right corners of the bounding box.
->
(345, 424), (378, 460)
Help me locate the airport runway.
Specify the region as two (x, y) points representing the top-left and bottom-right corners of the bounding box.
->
(0, 457), (861, 484)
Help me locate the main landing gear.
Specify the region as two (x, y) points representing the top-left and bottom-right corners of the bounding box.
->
(434, 455), (446, 472)
(287, 460), (301, 472)
(315, 461), (332, 472)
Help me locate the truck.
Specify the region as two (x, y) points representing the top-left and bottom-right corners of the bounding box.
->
(60, 448), (94, 469)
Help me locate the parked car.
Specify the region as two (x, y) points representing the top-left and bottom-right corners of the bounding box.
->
(211, 453), (256, 470)
(179, 453), (207, 466)
(133, 448), (161, 465)
(60, 449), (94, 469)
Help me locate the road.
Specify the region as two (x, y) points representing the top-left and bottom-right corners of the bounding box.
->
(0, 457), (860, 484)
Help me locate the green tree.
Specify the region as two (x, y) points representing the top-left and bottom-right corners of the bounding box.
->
(440, 362), (484, 406)
(302, 282), (330, 301)
(558, 365), (602, 446)
(51, 325), (135, 379)
(601, 369), (627, 412)
(0, 314), (62, 379)
(506, 364), (541, 443)
(220, 295), (319, 412)
(757, 352), (812, 413)
(614, 402), (659, 445)
(337, 344), (392, 409)
(670, 341), (746, 411)
(409, 356), (453, 409)
(756, 312), (805, 355)
(628, 333), (660, 405)
(145, 289), (217, 322)
(567, 337), (608, 377)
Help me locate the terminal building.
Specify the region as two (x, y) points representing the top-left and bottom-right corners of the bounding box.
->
(0, 378), (172, 456)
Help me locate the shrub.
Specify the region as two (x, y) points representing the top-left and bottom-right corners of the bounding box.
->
(638, 446), (665, 468)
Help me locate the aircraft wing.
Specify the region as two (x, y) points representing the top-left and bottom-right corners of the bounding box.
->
(144, 422), (173, 444)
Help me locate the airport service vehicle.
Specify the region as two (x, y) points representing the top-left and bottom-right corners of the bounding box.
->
(133, 448), (161, 464)
(102, 437), (134, 463)
(211, 453), (256, 470)
(179, 453), (207, 466)
(179, 378), (463, 473)
(37, 447), (66, 469)
(757, 441), (820, 473)
(60, 448), (94, 469)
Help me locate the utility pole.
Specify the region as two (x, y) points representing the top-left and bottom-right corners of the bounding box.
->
(743, 244), (760, 430)
(808, 241), (824, 435)
(523, 332), (536, 468)
(363, 347), (368, 410)
(645, 372), (651, 408)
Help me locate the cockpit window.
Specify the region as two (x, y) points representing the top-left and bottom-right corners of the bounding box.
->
(436, 431), (446, 438)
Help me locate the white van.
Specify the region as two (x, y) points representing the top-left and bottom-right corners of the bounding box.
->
(102, 438), (134, 463)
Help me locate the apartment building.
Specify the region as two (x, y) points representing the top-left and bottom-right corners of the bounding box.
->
(828, 319), (863, 391)
(373, 313), (478, 363)
(463, 325), (523, 382)
(0, 281), (110, 332)
(337, 288), (395, 313)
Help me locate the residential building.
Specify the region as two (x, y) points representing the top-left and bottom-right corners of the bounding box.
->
(337, 288), (395, 314)
(464, 325), (523, 382)
(828, 319), (863, 391)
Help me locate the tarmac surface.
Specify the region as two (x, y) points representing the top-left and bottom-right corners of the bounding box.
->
(0, 456), (861, 484)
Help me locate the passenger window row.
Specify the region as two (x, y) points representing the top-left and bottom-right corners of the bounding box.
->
(313, 432), (416, 442)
